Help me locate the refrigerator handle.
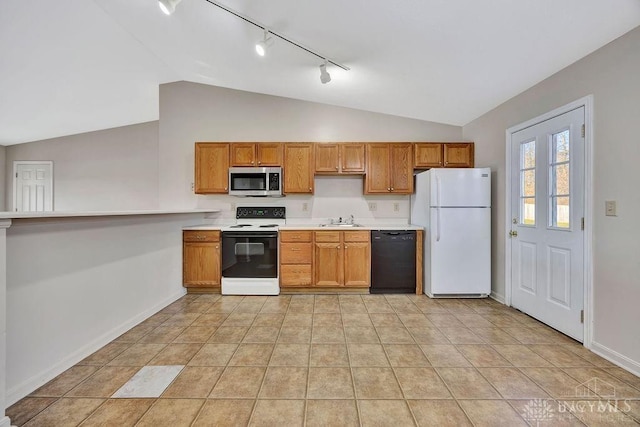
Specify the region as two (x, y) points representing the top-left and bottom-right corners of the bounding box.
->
(436, 175), (441, 242)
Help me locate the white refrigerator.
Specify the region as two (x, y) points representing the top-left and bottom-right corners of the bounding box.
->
(411, 168), (491, 297)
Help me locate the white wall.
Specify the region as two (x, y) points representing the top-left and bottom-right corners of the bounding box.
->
(5, 213), (207, 405)
(0, 146), (5, 211)
(157, 82), (463, 219)
(463, 26), (640, 372)
(5, 121), (159, 212)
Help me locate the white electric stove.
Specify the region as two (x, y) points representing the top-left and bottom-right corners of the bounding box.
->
(220, 206), (285, 295)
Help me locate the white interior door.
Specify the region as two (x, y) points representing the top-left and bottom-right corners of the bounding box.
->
(510, 107), (585, 341)
(14, 161), (53, 212)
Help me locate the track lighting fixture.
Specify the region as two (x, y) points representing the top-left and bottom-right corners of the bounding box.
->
(255, 30), (274, 57)
(162, 0), (350, 81)
(158, 0), (182, 15)
(319, 60), (331, 84)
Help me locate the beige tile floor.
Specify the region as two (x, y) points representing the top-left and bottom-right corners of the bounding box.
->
(8, 294), (640, 426)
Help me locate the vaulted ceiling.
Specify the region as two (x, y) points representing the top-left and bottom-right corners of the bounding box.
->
(1, 0), (639, 145)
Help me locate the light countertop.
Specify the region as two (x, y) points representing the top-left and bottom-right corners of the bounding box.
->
(183, 223), (423, 231)
(0, 209), (220, 220)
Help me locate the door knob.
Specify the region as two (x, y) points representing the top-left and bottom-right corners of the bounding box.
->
(509, 230), (518, 237)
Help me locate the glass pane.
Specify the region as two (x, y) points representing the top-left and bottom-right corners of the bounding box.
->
(521, 140), (535, 168)
(553, 130), (570, 163)
(552, 163), (569, 195)
(551, 196), (570, 228)
(522, 170), (535, 196)
(521, 197), (535, 225)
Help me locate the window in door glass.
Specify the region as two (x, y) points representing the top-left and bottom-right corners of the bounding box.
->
(549, 130), (570, 228)
(519, 139), (535, 225)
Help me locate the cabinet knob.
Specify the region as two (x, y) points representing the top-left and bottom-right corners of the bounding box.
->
(251, 160), (254, 164)
(335, 166), (339, 170)
(309, 188), (312, 191)
(387, 187), (391, 191)
(391, 187), (394, 191)
(258, 161), (261, 165)
(224, 187), (228, 191)
(444, 161), (448, 166)
(344, 245), (348, 249)
(336, 245), (340, 249)
(215, 245), (219, 249)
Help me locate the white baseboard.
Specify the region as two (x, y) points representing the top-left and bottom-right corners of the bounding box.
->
(590, 341), (640, 377)
(489, 291), (505, 304)
(6, 290), (186, 406)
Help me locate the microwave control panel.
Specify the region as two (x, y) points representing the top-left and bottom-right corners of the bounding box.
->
(268, 172), (281, 191)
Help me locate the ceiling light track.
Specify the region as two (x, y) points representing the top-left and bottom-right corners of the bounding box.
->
(201, 0), (350, 71)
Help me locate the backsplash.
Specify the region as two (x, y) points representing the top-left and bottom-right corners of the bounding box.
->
(198, 176), (411, 224)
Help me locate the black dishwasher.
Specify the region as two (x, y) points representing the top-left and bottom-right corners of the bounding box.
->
(370, 230), (416, 294)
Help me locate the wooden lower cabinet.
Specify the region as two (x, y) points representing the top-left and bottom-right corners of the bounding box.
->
(183, 230), (221, 289)
(280, 231), (313, 287)
(314, 230), (370, 288)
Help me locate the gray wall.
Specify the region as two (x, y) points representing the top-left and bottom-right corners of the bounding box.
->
(157, 81), (463, 215)
(463, 26), (640, 370)
(5, 121), (159, 211)
(0, 145), (5, 211)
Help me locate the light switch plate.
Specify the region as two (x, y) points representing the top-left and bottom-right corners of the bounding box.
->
(605, 200), (617, 216)
(368, 202), (377, 211)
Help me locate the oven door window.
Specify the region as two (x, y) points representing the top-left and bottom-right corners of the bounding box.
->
(222, 232), (278, 278)
(229, 173), (266, 191)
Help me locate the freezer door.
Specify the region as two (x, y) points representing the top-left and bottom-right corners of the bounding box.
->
(430, 168), (491, 207)
(428, 207), (491, 295)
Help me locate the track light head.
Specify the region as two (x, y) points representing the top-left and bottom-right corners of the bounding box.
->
(255, 30), (274, 57)
(319, 60), (331, 84)
(158, 0), (182, 15)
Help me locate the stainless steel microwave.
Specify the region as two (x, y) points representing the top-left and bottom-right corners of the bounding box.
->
(228, 167), (283, 197)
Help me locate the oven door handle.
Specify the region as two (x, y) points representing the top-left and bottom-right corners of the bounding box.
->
(222, 232), (279, 238)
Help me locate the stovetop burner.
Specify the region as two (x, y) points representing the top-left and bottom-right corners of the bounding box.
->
(229, 224), (252, 228)
(259, 224), (278, 228)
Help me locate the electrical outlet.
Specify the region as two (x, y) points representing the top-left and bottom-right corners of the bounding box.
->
(393, 202), (400, 212)
(605, 200), (617, 216)
(302, 202), (308, 212)
(368, 202), (377, 211)
(190, 182), (194, 191)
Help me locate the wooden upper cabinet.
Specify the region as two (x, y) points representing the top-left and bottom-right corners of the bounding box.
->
(365, 144), (391, 193)
(444, 143), (474, 168)
(257, 143), (283, 166)
(365, 143), (413, 194)
(414, 143), (444, 168)
(283, 143), (314, 194)
(340, 143), (365, 173)
(415, 142), (474, 168)
(315, 143), (365, 174)
(315, 144), (340, 173)
(230, 142), (282, 166)
(389, 143), (413, 193)
(194, 143), (229, 194)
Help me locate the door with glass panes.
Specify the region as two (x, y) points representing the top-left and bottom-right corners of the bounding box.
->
(510, 107), (585, 341)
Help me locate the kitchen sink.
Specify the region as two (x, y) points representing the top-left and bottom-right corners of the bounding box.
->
(319, 223), (362, 227)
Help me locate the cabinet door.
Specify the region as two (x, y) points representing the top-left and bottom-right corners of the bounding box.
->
(230, 143), (256, 166)
(314, 242), (343, 287)
(389, 143), (414, 193)
(257, 143), (282, 166)
(365, 144), (391, 193)
(414, 143), (443, 168)
(183, 242), (220, 286)
(315, 144), (340, 173)
(283, 144), (314, 194)
(195, 143), (229, 194)
(340, 143), (365, 173)
(343, 241), (370, 287)
(444, 143), (474, 168)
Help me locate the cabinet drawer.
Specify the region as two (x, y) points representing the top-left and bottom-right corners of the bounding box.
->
(344, 231), (370, 242)
(314, 231), (341, 243)
(183, 230), (220, 242)
(280, 231), (312, 242)
(280, 265), (312, 286)
(281, 243), (312, 264)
